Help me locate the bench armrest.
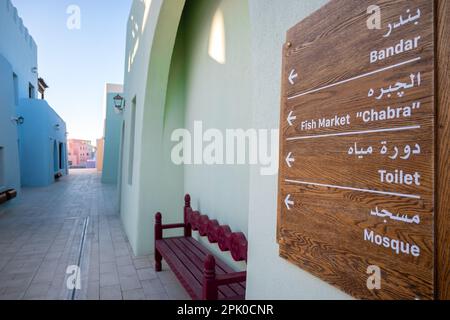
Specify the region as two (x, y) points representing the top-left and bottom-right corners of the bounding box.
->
(216, 271), (247, 286)
(155, 213), (188, 242)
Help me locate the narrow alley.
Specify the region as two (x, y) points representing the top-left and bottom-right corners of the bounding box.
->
(0, 170), (189, 300)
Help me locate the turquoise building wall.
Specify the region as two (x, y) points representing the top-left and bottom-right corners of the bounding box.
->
(0, 54), (21, 196)
(0, 0), (67, 190)
(0, 0), (38, 101)
(102, 84), (124, 185)
(0, 0), (36, 197)
(17, 99), (68, 187)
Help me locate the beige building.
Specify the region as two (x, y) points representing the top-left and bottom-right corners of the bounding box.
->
(96, 138), (104, 172)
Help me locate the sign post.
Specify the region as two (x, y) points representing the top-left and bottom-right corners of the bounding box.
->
(277, 0), (435, 299)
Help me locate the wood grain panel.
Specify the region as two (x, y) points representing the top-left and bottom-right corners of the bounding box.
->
(277, 0), (436, 300)
(436, 0), (450, 301)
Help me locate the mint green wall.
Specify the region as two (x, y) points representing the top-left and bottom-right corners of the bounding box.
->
(158, 24), (187, 230)
(121, 0), (186, 255)
(102, 91), (124, 184)
(122, 0), (352, 299)
(245, 0), (350, 300)
(137, 0), (252, 270)
(181, 0), (251, 235)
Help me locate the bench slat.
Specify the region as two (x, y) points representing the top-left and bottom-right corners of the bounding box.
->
(156, 239), (203, 300)
(172, 238), (245, 298)
(168, 238), (236, 299)
(154, 195), (247, 300)
(176, 238), (246, 297)
(162, 238), (229, 300)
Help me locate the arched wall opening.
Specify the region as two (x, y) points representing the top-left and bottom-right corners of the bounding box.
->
(171, 0), (252, 253)
(123, 0), (355, 300)
(133, 0), (251, 263)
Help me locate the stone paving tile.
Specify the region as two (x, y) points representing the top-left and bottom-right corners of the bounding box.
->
(100, 285), (122, 300)
(0, 291), (24, 300)
(158, 270), (179, 285)
(133, 258), (153, 270)
(164, 282), (191, 300)
(23, 283), (51, 300)
(118, 265), (138, 277)
(141, 278), (168, 297)
(123, 288), (146, 300)
(86, 281), (100, 300)
(145, 292), (170, 300)
(0, 170), (189, 300)
(99, 272), (120, 287)
(116, 255), (133, 267)
(119, 275), (142, 291)
(137, 268), (158, 281)
(99, 262), (117, 274)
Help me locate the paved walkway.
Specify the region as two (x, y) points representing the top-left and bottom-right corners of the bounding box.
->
(0, 169), (190, 300)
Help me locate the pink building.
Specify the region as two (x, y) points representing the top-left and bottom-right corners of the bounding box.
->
(68, 139), (96, 168)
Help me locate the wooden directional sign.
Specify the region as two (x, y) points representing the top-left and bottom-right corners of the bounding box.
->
(277, 0), (435, 300)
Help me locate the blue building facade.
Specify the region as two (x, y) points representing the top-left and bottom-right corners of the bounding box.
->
(0, 54), (21, 197)
(101, 84), (124, 185)
(17, 99), (68, 187)
(0, 0), (67, 194)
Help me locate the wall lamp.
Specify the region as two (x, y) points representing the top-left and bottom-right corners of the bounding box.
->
(113, 94), (126, 112)
(11, 116), (25, 125)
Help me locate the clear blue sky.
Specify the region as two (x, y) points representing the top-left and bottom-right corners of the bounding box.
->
(12, 0), (132, 144)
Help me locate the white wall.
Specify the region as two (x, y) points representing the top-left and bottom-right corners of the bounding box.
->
(0, 0), (38, 101)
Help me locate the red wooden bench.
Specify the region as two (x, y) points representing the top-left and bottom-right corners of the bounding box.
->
(0, 189), (17, 205)
(154, 194), (248, 300)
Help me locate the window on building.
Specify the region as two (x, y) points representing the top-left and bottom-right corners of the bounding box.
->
(0, 147), (4, 188)
(28, 83), (35, 99)
(53, 141), (58, 173)
(128, 96), (137, 185)
(13, 73), (19, 105)
(59, 142), (64, 170)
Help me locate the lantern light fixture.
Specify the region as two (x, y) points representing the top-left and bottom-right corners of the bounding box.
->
(113, 94), (125, 112)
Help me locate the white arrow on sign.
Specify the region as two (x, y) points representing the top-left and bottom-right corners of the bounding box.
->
(285, 194), (294, 210)
(285, 152), (295, 168)
(288, 69), (298, 85)
(287, 111), (296, 126)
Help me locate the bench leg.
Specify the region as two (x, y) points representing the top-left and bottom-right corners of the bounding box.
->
(155, 212), (163, 272)
(155, 249), (162, 272)
(203, 255), (218, 300)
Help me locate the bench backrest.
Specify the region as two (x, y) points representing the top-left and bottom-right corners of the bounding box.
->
(184, 194), (248, 262)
